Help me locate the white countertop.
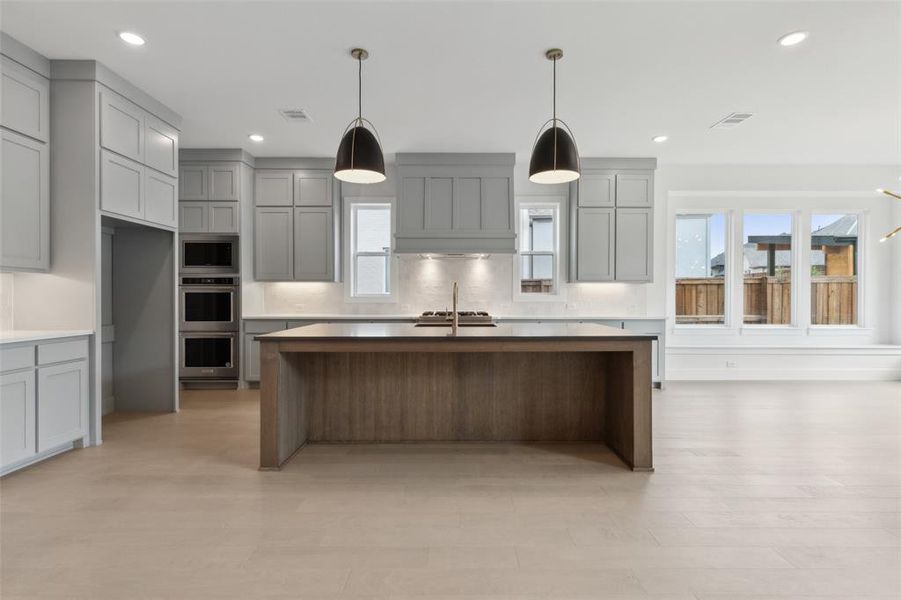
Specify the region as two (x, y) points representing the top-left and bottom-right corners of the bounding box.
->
(0, 330), (94, 345)
(243, 314), (666, 321)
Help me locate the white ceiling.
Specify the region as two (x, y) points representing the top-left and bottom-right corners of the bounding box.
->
(2, 1), (899, 165)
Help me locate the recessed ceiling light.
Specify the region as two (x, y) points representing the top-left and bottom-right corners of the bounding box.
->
(248, 134), (264, 143)
(118, 31), (145, 46)
(777, 31), (809, 47)
(652, 135), (668, 143)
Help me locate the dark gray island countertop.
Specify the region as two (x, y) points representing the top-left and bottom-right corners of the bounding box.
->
(256, 321), (658, 342)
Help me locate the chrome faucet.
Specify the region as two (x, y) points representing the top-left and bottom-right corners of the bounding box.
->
(451, 281), (459, 334)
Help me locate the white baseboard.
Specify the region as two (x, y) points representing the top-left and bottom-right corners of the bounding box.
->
(666, 345), (901, 381)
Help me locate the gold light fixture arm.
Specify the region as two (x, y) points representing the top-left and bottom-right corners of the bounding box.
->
(877, 188), (901, 242)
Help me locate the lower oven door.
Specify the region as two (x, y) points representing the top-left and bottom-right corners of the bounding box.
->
(180, 333), (238, 379)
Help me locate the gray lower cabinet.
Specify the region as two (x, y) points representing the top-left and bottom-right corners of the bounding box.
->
(243, 320), (288, 382)
(576, 208), (615, 281)
(1, 128), (49, 270)
(0, 369), (36, 467)
(179, 201), (239, 233)
(254, 207), (294, 280)
(294, 207), (333, 280)
(37, 360), (88, 452)
(1, 336), (91, 474)
(615, 209), (653, 282)
(100, 149), (144, 220)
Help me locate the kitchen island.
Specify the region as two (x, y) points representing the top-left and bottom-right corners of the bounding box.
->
(257, 322), (655, 471)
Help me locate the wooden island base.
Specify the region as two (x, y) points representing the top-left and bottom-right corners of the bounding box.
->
(259, 324), (654, 472)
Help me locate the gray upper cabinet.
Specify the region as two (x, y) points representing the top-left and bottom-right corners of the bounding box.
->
(100, 149), (144, 220)
(209, 163), (240, 201)
(144, 115), (179, 177)
(255, 170), (294, 206)
(179, 165), (208, 200)
(294, 170), (332, 206)
(394, 153), (515, 253)
(576, 208), (615, 281)
(209, 202), (239, 233)
(255, 207), (294, 280)
(615, 208), (653, 281)
(1, 129), (49, 271)
(615, 171), (654, 207)
(570, 158), (656, 283)
(100, 90), (144, 163)
(294, 207), (333, 280)
(179, 202), (208, 233)
(1, 56), (49, 143)
(144, 169), (178, 228)
(577, 170), (616, 207)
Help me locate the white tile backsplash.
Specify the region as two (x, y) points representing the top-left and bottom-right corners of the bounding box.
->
(256, 255), (650, 317)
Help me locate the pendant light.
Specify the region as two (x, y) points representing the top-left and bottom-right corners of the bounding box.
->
(335, 48), (386, 184)
(529, 49), (580, 184)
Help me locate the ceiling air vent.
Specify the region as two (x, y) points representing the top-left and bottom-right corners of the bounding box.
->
(710, 112), (754, 130)
(279, 108), (312, 123)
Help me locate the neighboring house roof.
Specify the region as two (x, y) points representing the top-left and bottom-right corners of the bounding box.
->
(746, 215), (858, 247)
(812, 214), (858, 240)
(711, 244), (824, 270)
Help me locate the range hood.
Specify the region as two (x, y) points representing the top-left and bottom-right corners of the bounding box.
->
(394, 153), (516, 254)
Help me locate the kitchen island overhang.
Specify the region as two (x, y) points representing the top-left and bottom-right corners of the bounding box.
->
(257, 322), (655, 471)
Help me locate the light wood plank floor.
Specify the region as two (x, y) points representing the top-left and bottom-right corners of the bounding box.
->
(2, 381), (899, 599)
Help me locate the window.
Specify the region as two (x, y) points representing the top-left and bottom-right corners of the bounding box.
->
(349, 203), (392, 298)
(517, 203), (559, 296)
(675, 213), (726, 325)
(810, 213), (858, 325)
(743, 213), (793, 325)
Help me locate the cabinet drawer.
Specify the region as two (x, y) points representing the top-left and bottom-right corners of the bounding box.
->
(1, 345), (35, 372)
(38, 338), (89, 365)
(100, 149), (144, 220)
(244, 320), (287, 334)
(100, 90), (144, 162)
(144, 115), (178, 177)
(37, 360), (88, 451)
(1, 129), (49, 270)
(144, 169), (177, 228)
(1, 56), (49, 142)
(1, 370), (36, 468)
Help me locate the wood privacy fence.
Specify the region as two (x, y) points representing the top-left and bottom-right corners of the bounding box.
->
(675, 276), (856, 325)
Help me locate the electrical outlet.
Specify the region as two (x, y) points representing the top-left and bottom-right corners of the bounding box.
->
(400, 304), (411, 312)
(726, 361), (737, 368)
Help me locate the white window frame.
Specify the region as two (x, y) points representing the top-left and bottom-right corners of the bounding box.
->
(672, 209), (734, 330)
(667, 191), (872, 340)
(513, 196), (566, 302)
(738, 209), (801, 332)
(343, 197), (397, 303)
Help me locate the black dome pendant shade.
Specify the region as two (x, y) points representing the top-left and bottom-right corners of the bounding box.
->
(335, 48), (386, 184)
(529, 49), (580, 184)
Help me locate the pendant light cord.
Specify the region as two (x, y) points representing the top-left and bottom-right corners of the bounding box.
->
(552, 54), (558, 169)
(358, 54), (363, 124)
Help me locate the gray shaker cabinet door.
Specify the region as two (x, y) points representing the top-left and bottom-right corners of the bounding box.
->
(244, 334), (260, 382)
(143, 115), (179, 177)
(254, 207), (294, 280)
(576, 208), (615, 281)
(100, 149), (144, 220)
(1, 56), (49, 142)
(398, 177), (426, 233)
(615, 171), (654, 208)
(481, 177), (512, 231)
(255, 170), (294, 206)
(293, 207), (333, 281)
(209, 202), (240, 233)
(294, 170), (332, 206)
(179, 165), (208, 200)
(0, 370), (36, 468)
(615, 208), (653, 281)
(99, 90), (144, 163)
(1, 129), (49, 270)
(178, 202), (209, 232)
(426, 177), (454, 230)
(577, 170), (616, 207)
(208, 163), (240, 201)
(144, 169), (178, 228)
(37, 360), (88, 452)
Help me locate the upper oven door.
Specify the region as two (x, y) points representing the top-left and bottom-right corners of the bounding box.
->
(180, 237), (238, 273)
(179, 286), (239, 331)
